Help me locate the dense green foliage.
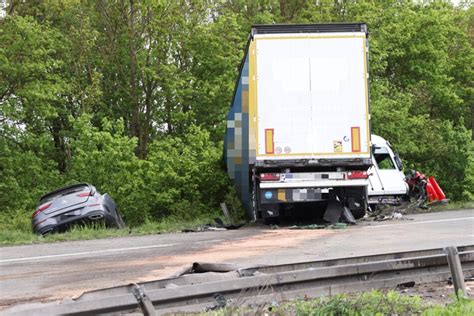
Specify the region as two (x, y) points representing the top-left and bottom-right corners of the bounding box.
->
(1, 1), (472, 230)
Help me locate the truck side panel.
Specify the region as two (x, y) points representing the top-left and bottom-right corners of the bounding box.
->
(225, 52), (253, 218)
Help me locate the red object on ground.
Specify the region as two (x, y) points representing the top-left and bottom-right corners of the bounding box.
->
(406, 170), (448, 204)
(428, 176), (446, 201)
(425, 181), (438, 202)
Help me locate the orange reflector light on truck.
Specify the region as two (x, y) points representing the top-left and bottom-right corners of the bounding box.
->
(265, 129), (274, 154)
(351, 127), (361, 152)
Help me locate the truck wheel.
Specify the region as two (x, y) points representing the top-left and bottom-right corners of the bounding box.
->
(263, 217), (279, 225)
(350, 208), (366, 219)
(345, 189), (367, 219)
(261, 204), (279, 225)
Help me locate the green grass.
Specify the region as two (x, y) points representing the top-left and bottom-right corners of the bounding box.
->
(431, 200), (474, 211)
(0, 211), (228, 246)
(207, 290), (474, 316)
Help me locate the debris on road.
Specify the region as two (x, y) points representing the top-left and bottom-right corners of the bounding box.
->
(205, 293), (227, 311)
(392, 212), (403, 219)
(284, 222), (348, 230)
(364, 201), (421, 222)
(398, 280), (474, 305)
(288, 224), (325, 230)
(341, 206), (357, 224)
(397, 281), (416, 289)
(191, 262), (242, 274)
(182, 225), (226, 233)
(214, 217), (245, 230)
(181, 218), (245, 233)
(370, 210), (410, 222)
(330, 222), (348, 229)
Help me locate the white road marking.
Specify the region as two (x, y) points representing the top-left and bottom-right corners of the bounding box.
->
(363, 217), (474, 229)
(195, 239), (223, 244)
(0, 243), (176, 263)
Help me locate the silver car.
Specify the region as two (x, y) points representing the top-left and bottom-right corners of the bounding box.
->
(32, 183), (125, 235)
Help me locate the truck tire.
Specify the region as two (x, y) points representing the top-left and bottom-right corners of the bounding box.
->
(346, 188), (367, 219)
(263, 217), (279, 225)
(350, 208), (366, 219)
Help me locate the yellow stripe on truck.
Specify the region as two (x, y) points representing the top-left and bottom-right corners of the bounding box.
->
(249, 40), (257, 159)
(351, 127), (361, 152)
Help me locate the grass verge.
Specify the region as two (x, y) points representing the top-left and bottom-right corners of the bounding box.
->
(209, 290), (473, 315)
(431, 200), (474, 211)
(0, 212), (227, 246)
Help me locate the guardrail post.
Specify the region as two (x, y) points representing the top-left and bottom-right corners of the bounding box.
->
(444, 246), (466, 298)
(132, 284), (156, 316)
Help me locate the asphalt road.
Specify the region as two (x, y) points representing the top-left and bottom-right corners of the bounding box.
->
(1, 209), (473, 310)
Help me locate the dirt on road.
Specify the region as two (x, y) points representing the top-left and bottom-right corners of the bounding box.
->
(1, 228), (334, 309)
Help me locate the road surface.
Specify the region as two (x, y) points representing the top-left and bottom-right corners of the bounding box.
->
(1, 209), (473, 310)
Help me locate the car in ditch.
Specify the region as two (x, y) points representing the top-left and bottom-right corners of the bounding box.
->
(32, 183), (125, 235)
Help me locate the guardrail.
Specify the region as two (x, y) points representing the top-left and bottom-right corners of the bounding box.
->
(8, 245), (474, 316)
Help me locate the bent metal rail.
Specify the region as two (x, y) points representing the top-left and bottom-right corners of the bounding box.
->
(10, 245), (474, 316)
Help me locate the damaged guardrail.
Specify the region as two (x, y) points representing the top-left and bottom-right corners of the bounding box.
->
(8, 245), (474, 316)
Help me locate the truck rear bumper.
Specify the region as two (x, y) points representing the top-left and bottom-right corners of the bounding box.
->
(260, 179), (368, 189)
(260, 187), (328, 204)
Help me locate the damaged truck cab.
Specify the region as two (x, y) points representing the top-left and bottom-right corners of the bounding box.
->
(368, 135), (409, 207)
(225, 24), (372, 222)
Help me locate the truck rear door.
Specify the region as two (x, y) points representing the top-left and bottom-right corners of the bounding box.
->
(253, 32), (370, 160)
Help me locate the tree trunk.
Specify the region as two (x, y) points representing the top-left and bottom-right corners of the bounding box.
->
(128, 0), (143, 158)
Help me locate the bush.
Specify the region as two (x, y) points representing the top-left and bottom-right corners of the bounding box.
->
(68, 116), (232, 226)
(146, 125), (231, 221)
(0, 130), (63, 217)
(68, 115), (149, 226)
(371, 81), (473, 201)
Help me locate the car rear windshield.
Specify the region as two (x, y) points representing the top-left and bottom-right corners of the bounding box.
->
(39, 184), (90, 204)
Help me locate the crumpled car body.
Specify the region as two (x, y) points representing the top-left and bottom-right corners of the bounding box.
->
(32, 183), (125, 235)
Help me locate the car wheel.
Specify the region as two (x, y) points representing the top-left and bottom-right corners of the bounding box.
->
(41, 228), (54, 236)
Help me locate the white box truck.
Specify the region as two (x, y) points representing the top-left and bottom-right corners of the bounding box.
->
(225, 24), (371, 222)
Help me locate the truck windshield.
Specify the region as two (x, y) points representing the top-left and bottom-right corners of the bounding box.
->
(374, 148), (396, 170)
